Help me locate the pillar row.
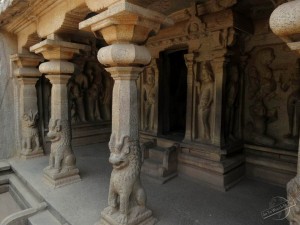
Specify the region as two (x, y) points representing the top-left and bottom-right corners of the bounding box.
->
(80, 1), (172, 224)
(11, 53), (44, 159)
(30, 38), (90, 188)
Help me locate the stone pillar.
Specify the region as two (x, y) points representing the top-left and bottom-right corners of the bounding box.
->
(30, 38), (89, 188)
(80, 1), (172, 224)
(270, 1), (300, 224)
(11, 53), (44, 159)
(184, 53), (195, 142)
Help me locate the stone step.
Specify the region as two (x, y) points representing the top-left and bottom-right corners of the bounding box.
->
(148, 147), (166, 162)
(142, 159), (161, 177)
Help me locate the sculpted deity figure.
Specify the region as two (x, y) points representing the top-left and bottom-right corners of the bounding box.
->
(87, 67), (102, 121)
(69, 81), (86, 123)
(248, 48), (277, 146)
(225, 66), (240, 141)
(143, 67), (156, 131)
(196, 62), (214, 141)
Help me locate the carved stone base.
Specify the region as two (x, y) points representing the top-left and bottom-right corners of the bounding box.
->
(286, 177), (300, 224)
(97, 206), (157, 225)
(43, 167), (81, 188)
(20, 149), (44, 160)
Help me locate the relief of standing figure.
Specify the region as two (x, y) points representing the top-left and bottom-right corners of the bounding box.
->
(196, 62), (214, 141)
(143, 67), (156, 131)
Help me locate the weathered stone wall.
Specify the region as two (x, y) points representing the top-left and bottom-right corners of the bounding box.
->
(243, 19), (300, 151)
(0, 31), (18, 159)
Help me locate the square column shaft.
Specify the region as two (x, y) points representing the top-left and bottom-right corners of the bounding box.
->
(30, 39), (90, 188)
(80, 1), (172, 225)
(11, 53), (44, 159)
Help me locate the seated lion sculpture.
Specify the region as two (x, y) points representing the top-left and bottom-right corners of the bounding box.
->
(104, 134), (146, 224)
(45, 118), (76, 175)
(21, 110), (41, 154)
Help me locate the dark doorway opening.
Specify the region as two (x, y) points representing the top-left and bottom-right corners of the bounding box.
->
(158, 49), (188, 139)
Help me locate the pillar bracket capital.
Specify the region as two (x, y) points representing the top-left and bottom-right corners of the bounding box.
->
(11, 53), (43, 78)
(79, 1), (173, 45)
(30, 39), (90, 61)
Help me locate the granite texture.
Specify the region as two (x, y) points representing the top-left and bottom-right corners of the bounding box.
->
(9, 143), (288, 225)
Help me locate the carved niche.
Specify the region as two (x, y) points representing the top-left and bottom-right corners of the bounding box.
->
(193, 61), (215, 142)
(244, 46), (300, 150)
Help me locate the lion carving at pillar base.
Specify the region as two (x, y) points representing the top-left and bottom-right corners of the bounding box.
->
(100, 134), (156, 225)
(44, 118), (76, 175)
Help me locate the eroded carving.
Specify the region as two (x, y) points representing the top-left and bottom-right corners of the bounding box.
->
(225, 65), (240, 142)
(247, 48), (278, 146)
(44, 118), (76, 175)
(21, 110), (42, 155)
(143, 67), (156, 132)
(101, 135), (153, 225)
(195, 62), (214, 141)
(68, 62), (113, 124)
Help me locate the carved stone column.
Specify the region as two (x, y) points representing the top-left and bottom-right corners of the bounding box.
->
(184, 53), (195, 142)
(30, 39), (89, 188)
(270, 1), (300, 224)
(11, 53), (44, 159)
(80, 1), (171, 224)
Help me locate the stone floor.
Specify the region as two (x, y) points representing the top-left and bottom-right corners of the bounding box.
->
(9, 143), (289, 225)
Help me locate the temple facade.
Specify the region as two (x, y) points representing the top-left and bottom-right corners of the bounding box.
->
(0, 0), (300, 224)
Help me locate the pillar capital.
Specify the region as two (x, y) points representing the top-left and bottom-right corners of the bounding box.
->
(79, 1), (173, 45)
(11, 53), (42, 78)
(30, 39), (90, 61)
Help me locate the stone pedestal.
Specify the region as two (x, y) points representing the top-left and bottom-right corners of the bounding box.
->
(11, 53), (44, 159)
(80, 1), (171, 224)
(30, 39), (90, 188)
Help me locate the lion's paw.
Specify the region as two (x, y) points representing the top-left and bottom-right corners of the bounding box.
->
(103, 206), (117, 216)
(117, 214), (128, 225)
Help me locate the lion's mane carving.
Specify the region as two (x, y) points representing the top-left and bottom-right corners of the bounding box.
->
(21, 110), (41, 153)
(45, 118), (76, 174)
(104, 134), (146, 224)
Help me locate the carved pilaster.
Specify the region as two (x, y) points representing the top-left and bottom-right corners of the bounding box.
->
(80, 1), (172, 224)
(30, 38), (90, 188)
(184, 53), (195, 142)
(210, 57), (227, 147)
(11, 53), (44, 159)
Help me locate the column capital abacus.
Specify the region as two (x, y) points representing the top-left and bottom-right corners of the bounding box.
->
(11, 53), (43, 78)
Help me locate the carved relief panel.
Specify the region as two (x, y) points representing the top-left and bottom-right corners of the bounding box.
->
(68, 61), (113, 124)
(192, 61), (215, 142)
(244, 46), (300, 150)
(140, 59), (159, 133)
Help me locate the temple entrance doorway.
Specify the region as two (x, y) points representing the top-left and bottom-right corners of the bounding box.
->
(158, 49), (188, 140)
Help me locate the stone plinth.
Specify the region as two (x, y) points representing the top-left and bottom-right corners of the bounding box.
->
(30, 38), (90, 188)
